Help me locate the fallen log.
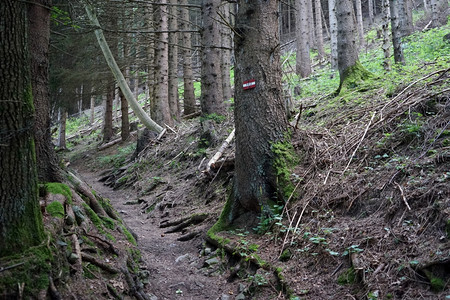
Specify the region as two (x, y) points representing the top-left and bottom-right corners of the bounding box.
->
(206, 128), (235, 173)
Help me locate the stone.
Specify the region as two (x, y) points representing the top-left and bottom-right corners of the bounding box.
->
(235, 293), (246, 300)
(204, 257), (220, 267)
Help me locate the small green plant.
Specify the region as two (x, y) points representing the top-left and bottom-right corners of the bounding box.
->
(200, 113), (226, 124)
(342, 245), (364, 256)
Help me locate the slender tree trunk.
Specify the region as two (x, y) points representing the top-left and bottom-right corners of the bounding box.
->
(314, 0), (325, 60)
(355, 0), (365, 49)
(180, 0), (196, 115)
(307, 0), (315, 50)
(398, 0), (413, 36)
(201, 0), (225, 115)
(28, 0), (61, 182)
(368, 0), (374, 25)
(431, 0), (448, 27)
(382, 0), (392, 71)
(145, 3), (156, 115)
(329, 0), (338, 71)
(103, 83), (114, 142)
(168, 0), (180, 120)
(119, 89), (130, 140)
(90, 88), (95, 124)
(84, 2), (164, 133)
(153, 0), (173, 126)
(232, 0), (288, 221)
(390, 0), (405, 64)
(296, 0), (312, 78)
(57, 107), (67, 149)
(220, 2), (232, 102)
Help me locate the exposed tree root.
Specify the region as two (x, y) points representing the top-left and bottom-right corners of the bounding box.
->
(81, 253), (120, 274)
(160, 213), (208, 233)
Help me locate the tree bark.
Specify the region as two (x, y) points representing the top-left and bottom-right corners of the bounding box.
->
(382, 0), (392, 71)
(57, 107), (67, 149)
(200, 0), (225, 115)
(336, 0), (371, 93)
(390, 0), (405, 64)
(0, 0), (45, 257)
(220, 2), (233, 102)
(232, 0), (288, 220)
(168, 0), (180, 120)
(398, 0), (413, 36)
(103, 82), (114, 142)
(84, 2), (164, 133)
(153, 0), (173, 126)
(296, 0), (312, 78)
(329, 0), (338, 71)
(314, 0), (325, 60)
(28, 0), (61, 182)
(355, 0), (365, 49)
(180, 0), (196, 115)
(90, 88), (95, 124)
(368, 0), (374, 25)
(431, 0), (449, 27)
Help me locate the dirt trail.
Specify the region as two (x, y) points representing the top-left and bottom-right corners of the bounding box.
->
(75, 168), (236, 300)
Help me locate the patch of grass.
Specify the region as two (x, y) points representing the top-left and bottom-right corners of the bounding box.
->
(97, 142), (136, 168)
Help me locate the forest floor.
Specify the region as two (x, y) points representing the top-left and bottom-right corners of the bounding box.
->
(66, 60), (450, 299)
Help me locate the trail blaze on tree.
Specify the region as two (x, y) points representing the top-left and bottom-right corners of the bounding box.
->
(0, 0), (45, 257)
(229, 0), (288, 225)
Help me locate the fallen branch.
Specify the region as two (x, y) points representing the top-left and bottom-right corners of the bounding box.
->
(98, 137), (122, 151)
(81, 253), (120, 274)
(206, 128), (235, 173)
(394, 182), (411, 210)
(182, 111), (201, 119)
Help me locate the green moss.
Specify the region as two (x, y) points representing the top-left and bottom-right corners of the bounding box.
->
(337, 267), (356, 285)
(271, 137), (299, 200)
(446, 219), (450, 239)
(101, 216), (116, 230)
(207, 193), (234, 245)
(44, 182), (72, 204)
(82, 203), (104, 233)
(279, 249), (292, 262)
(337, 61), (373, 95)
(46, 201), (64, 218)
(424, 270), (446, 292)
(119, 224), (137, 246)
(0, 243), (53, 297)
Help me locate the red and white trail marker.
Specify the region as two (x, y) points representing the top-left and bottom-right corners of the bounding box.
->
(243, 79), (256, 90)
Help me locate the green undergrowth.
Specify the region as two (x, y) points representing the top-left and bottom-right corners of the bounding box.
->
(97, 142), (136, 169)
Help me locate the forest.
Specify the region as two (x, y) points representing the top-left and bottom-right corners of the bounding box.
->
(0, 0), (449, 299)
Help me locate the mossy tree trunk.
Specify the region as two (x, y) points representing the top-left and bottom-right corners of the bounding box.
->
(336, 0), (372, 94)
(230, 0), (288, 225)
(0, 0), (45, 257)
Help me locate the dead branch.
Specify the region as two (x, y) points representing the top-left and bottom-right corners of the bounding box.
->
(394, 182), (411, 210)
(81, 253), (120, 274)
(182, 111), (201, 119)
(206, 128), (235, 173)
(71, 233), (83, 278)
(98, 137), (122, 151)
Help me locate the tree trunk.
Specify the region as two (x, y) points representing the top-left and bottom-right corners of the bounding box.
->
(329, 0), (338, 71)
(231, 0), (288, 222)
(201, 0), (225, 115)
(314, 0), (325, 60)
(180, 0), (196, 115)
(368, 0), (374, 25)
(355, 0), (365, 49)
(296, 0), (312, 78)
(337, 0), (371, 93)
(307, 0), (315, 50)
(431, 0), (448, 27)
(84, 2), (164, 133)
(390, 0), (405, 64)
(220, 2), (232, 102)
(153, 0), (173, 126)
(28, 0), (61, 182)
(168, 0), (180, 120)
(398, 0), (413, 36)
(57, 107), (67, 149)
(90, 88), (95, 124)
(382, 0), (392, 71)
(103, 83), (114, 142)
(0, 0), (45, 257)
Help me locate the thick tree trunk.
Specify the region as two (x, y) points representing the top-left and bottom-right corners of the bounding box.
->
(180, 0), (196, 115)
(296, 0), (312, 78)
(153, 0), (173, 126)
(168, 0), (180, 120)
(390, 0), (405, 64)
(220, 2), (232, 102)
(382, 0), (392, 71)
(201, 0), (225, 115)
(314, 0), (325, 60)
(232, 0), (288, 220)
(337, 0), (371, 93)
(431, 0), (449, 27)
(84, 3), (164, 133)
(28, 0), (61, 182)
(0, 0), (45, 257)
(398, 0), (413, 36)
(329, 0), (338, 71)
